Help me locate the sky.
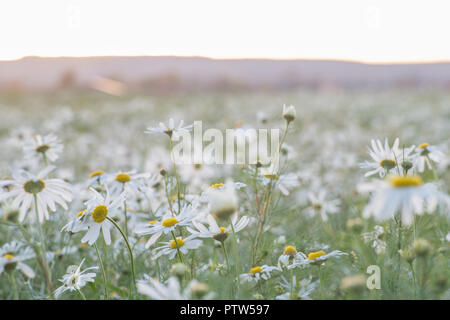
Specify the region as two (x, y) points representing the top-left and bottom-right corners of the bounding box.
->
(1, 0), (449, 63)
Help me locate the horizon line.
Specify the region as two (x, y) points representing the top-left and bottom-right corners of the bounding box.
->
(2, 54), (450, 65)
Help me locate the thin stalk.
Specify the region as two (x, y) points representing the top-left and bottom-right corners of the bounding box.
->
(169, 137), (182, 214)
(170, 230), (184, 263)
(77, 289), (87, 300)
(221, 241), (230, 271)
(106, 216), (136, 295)
(32, 194), (54, 298)
(8, 272), (19, 300)
(94, 241), (108, 299)
(229, 218), (240, 297)
(123, 185), (129, 238)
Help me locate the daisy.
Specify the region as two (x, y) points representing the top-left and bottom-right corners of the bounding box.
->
(153, 235), (202, 260)
(76, 187), (127, 245)
(277, 245), (307, 270)
(137, 276), (188, 300)
(0, 166), (73, 223)
(360, 138), (412, 178)
(187, 214), (249, 243)
(260, 172), (299, 196)
(23, 133), (63, 163)
(239, 265), (280, 283)
(362, 225), (387, 254)
(145, 118), (193, 138)
(87, 170), (107, 187)
(0, 241), (35, 279)
(54, 259), (98, 298)
(412, 143), (446, 172)
(107, 170), (150, 196)
(207, 181), (239, 221)
(135, 205), (197, 248)
(304, 189), (340, 221)
(358, 175), (448, 226)
(293, 249), (348, 266)
(276, 275), (318, 300)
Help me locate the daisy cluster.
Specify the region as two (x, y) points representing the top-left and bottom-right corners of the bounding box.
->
(0, 90), (449, 300)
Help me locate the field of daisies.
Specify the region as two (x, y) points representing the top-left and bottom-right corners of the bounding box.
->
(0, 89), (449, 300)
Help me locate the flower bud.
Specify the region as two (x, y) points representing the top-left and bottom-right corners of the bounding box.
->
(170, 263), (188, 277)
(282, 105), (296, 123)
(413, 239), (432, 257)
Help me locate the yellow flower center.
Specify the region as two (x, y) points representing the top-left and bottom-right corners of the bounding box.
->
(171, 194), (184, 201)
(263, 173), (279, 180)
(308, 250), (326, 260)
(170, 238), (185, 249)
(250, 266), (262, 274)
(148, 220), (158, 225)
(89, 170), (104, 178)
(390, 175), (423, 188)
(23, 179), (46, 194)
(283, 245), (297, 257)
(162, 217), (179, 227)
(210, 183), (224, 188)
(35, 144), (50, 153)
(418, 143), (429, 149)
(92, 205), (108, 223)
(213, 226), (229, 242)
(77, 209), (86, 218)
(379, 159), (397, 170)
(116, 173), (131, 183)
(3, 253), (14, 260)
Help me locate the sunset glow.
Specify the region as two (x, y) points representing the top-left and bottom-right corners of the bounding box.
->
(1, 0), (450, 63)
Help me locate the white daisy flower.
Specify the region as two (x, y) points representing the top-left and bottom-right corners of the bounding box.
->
(187, 214), (249, 242)
(0, 241), (35, 279)
(304, 189), (340, 221)
(145, 118), (193, 138)
(86, 170), (108, 187)
(292, 249), (348, 267)
(153, 235), (202, 260)
(23, 133), (63, 163)
(137, 276), (188, 300)
(135, 205), (197, 248)
(277, 245), (307, 270)
(239, 265), (280, 283)
(76, 187), (127, 245)
(362, 225), (387, 254)
(412, 143), (446, 172)
(207, 180), (239, 221)
(54, 259), (98, 298)
(0, 166), (73, 223)
(358, 175), (449, 226)
(360, 138), (413, 178)
(276, 275), (318, 300)
(261, 172), (299, 196)
(107, 170), (150, 196)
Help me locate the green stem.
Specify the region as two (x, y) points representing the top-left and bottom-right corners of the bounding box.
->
(94, 242), (108, 299)
(77, 289), (87, 300)
(169, 137), (182, 214)
(8, 272), (19, 300)
(221, 241), (230, 272)
(229, 217), (240, 297)
(170, 230), (184, 263)
(32, 194), (54, 298)
(106, 216), (136, 295)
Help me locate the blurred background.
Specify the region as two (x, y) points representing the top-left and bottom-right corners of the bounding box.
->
(1, 0), (450, 94)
